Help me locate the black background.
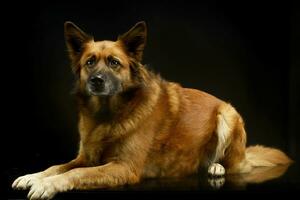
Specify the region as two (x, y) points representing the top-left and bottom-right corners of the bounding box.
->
(2, 0), (299, 198)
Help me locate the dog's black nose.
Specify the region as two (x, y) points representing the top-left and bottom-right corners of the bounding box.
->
(90, 74), (105, 88)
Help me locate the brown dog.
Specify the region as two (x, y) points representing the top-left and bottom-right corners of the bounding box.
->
(12, 21), (292, 199)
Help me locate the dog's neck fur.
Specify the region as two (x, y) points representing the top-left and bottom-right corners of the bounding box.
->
(76, 72), (158, 122)
(76, 87), (141, 121)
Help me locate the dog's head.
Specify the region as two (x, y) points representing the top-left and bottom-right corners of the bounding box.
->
(64, 21), (147, 96)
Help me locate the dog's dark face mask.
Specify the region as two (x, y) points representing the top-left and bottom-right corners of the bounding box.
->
(86, 71), (122, 96)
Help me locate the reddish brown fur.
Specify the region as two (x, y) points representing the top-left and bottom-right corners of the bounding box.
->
(12, 21), (292, 200)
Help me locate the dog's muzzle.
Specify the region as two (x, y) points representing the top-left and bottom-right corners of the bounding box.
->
(87, 72), (122, 96)
(87, 73), (106, 95)
(89, 73), (105, 90)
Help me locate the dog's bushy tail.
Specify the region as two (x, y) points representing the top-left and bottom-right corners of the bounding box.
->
(245, 145), (292, 167)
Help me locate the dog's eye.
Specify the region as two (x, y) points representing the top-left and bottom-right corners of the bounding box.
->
(109, 58), (120, 68)
(85, 56), (96, 67)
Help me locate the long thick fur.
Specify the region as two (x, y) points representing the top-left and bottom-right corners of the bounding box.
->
(246, 145), (292, 167)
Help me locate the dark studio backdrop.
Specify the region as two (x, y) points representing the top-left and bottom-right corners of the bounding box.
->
(2, 0), (299, 198)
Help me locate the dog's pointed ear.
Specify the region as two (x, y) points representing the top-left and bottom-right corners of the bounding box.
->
(118, 21), (147, 62)
(64, 21), (93, 63)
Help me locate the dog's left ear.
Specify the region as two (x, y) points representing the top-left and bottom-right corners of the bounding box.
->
(64, 21), (93, 68)
(118, 21), (147, 62)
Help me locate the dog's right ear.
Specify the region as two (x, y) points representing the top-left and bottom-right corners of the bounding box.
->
(64, 22), (93, 70)
(118, 21), (147, 62)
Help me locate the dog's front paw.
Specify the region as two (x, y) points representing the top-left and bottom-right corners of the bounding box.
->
(208, 163), (225, 176)
(12, 173), (43, 190)
(27, 177), (58, 200)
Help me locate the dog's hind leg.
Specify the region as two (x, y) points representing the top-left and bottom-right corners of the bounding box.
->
(208, 103), (246, 176)
(214, 103), (292, 175)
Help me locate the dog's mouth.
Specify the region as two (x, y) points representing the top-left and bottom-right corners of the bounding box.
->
(86, 84), (109, 96)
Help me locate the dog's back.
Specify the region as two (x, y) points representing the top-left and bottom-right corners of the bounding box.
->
(141, 79), (291, 177)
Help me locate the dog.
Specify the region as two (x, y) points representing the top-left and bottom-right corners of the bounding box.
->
(12, 21), (292, 199)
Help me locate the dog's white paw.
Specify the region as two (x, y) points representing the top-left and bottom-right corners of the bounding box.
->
(27, 177), (58, 200)
(12, 173), (43, 190)
(208, 163), (225, 176)
(208, 177), (225, 189)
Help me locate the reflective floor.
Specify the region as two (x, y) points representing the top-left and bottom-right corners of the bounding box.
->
(5, 161), (299, 199)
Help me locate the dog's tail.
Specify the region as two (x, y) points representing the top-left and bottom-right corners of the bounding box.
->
(245, 145), (292, 167)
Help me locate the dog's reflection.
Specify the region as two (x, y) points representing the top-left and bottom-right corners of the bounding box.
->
(208, 176), (226, 189)
(127, 164), (290, 190)
(208, 164), (291, 189)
